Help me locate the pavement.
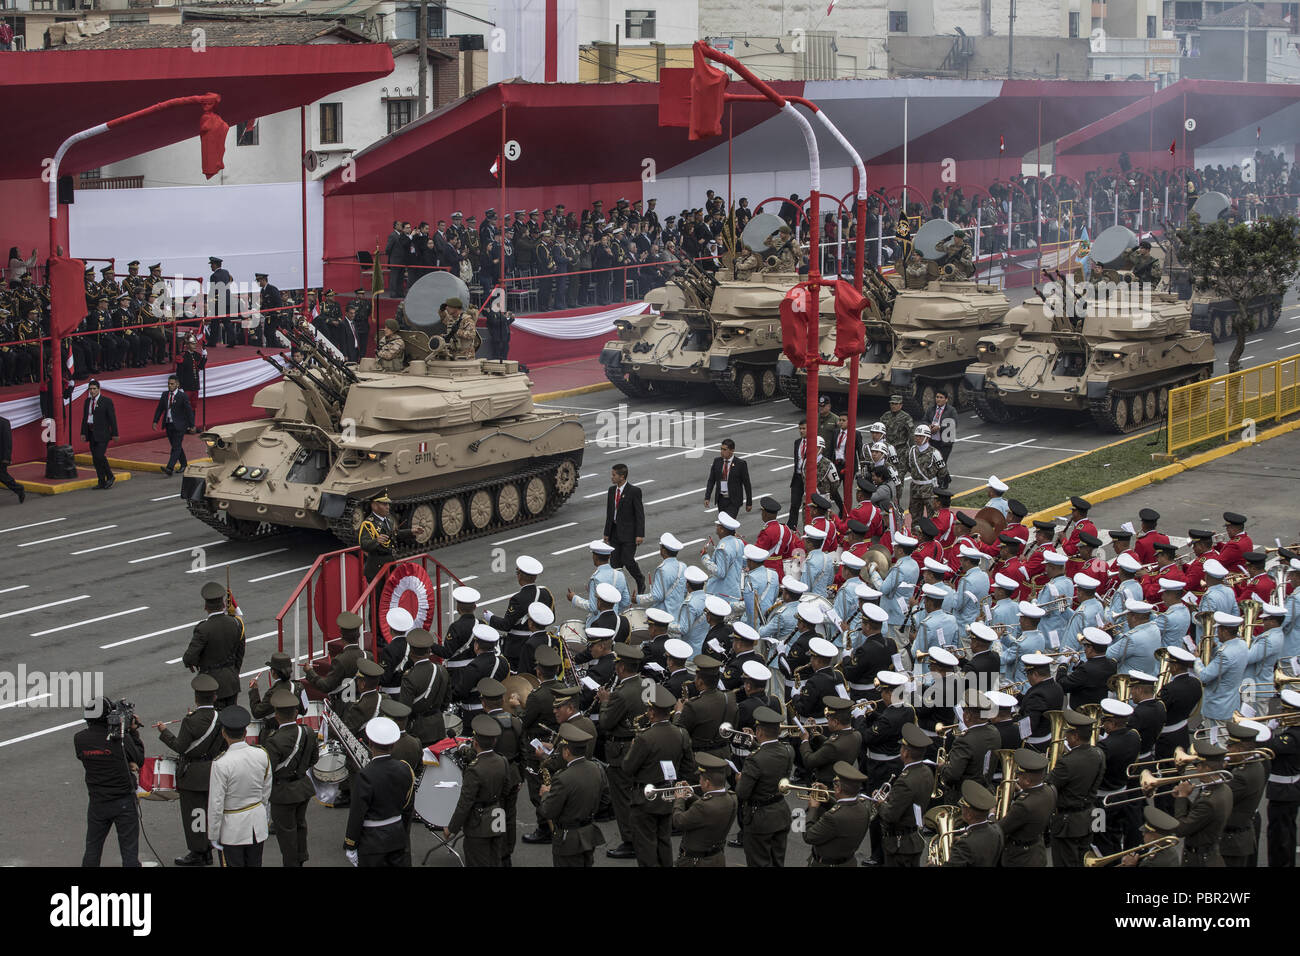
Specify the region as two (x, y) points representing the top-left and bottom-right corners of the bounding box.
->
(2, 293), (1299, 867)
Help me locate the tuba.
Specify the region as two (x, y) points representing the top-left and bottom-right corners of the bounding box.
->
(1045, 710), (1070, 772)
(924, 805), (965, 866)
(1193, 610), (1216, 666)
(993, 748), (1017, 819)
(1239, 598), (1262, 649)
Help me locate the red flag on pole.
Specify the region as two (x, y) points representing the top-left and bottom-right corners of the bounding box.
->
(198, 101), (229, 179)
(778, 285), (809, 367)
(1169, 140), (1176, 155)
(832, 281), (867, 360)
(688, 43), (726, 141)
(826, 0), (837, 14)
(999, 135), (1005, 153)
(49, 256), (88, 337)
(490, 155), (501, 179)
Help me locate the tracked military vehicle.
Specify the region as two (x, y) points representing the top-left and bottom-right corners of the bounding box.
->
(600, 213), (832, 404)
(1161, 191), (1280, 342)
(777, 219), (1014, 415)
(180, 301), (585, 552)
(964, 225), (1215, 433)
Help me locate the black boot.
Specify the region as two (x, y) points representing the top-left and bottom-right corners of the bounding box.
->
(174, 850), (212, 867)
(606, 842), (636, 859)
(521, 828), (552, 844)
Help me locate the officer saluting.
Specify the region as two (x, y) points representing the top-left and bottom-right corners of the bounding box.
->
(802, 760), (871, 867)
(672, 752), (737, 867)
(345, 717), (415, 866)
(157, 673), (227, 866)
(445, 714), (512, 867)
(248, 652), (300, 723)
(261, 688), (318, 867)
(183, 581), (245, 710)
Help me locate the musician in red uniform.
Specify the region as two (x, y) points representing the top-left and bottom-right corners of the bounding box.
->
(1065, 532), (1107, 583)
(1134, 508), (1170, 565)
(1023, 521), (1055, 589)
(931, 490), (957, 550)
(808, 493), (841, 553)
(991, 534), (1031, 600)
(909, 516), (943, 568)
(755, 496), (803, 574)
(1140, 542), (1186, 604)
(840, 479), (885, 540)
(1234, 550), (1276, 604)
(1180, 529), (1218, 596)
(1004, 500), (1030, 546)
(1217, 511), (1253, 573)
(1058, 496), (1098, 557)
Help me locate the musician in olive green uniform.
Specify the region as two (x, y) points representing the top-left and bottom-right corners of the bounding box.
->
(624, 683), (696, 867)
(1221, 721), (1267, 867)
(598, 643), (648, 859)
(802, 760), (872, 866)
(261, 689), (319, 867)
(399, 629), (450, 745)
(343, 659), (385, 736)
(248, 652), (298, 722)
(672, 752), (737, 867)
(538, 723), (607, 866)
(183, 581), (245, 710)
(736, 705), (795, 867)
(156, 674), (227, 866)
(1046, 709), (1105, 867)
(380, 698), (424, 776)
(943, 780), (1004, 866)
(875, 723), (936, 867)
(445, 714), (512, 867)
(1171, 740), (1232, 867)
(301, 612), (367, 709)
(936, 689), (1002, 803)
(997, 747), (1056, 867)
(799, 697), (862, 787)
(1119, 805), (1184, 867)
(479, 678), (524, 866)
(674, 654), (737, 761)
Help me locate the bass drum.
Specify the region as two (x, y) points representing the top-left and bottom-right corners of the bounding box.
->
(557, 619), (587, 658)
(415, 738), (469, 828)
(623, 606), (649, 635)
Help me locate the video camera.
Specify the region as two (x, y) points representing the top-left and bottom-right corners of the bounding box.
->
(104, 699), (137, 740)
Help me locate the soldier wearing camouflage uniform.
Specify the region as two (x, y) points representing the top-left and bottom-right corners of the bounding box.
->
(938, 231), (975, 278)
(904, 423), (949, 519)
(904, 251), (930, 289)
(881, 394), (915, 453)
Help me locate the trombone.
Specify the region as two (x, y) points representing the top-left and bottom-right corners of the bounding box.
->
(1224, 748), (1274, 766)
(1126, 745), (1197, 778)
(778, 777), (832, 801)
(1101, 768), (1233, 806)
(1083, 835), (1180, 867)
(643, 782), (700, 801)
(1232, 706), (1300, 727)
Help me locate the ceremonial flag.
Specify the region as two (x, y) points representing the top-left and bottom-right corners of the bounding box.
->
(689, 42), (726, 141)
(370, 243), (384, 297)
(999, 135), (1005, 153)
(1169, 140), (1176, 155)
(826, 0), (837, 14)
(490, 155), (500, 179)
(1257, 126), (1262, 141)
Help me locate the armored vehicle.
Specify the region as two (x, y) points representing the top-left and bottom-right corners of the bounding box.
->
(180, 319), (585, 551)
(964, 225), (1215, 433)
(777, 219), (1014, 415)
(1162, 191), (1280, 342)
(600, 213), (832, 404)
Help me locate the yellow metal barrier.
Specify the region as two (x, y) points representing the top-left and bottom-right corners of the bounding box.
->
(1167, 353), (1300, 454)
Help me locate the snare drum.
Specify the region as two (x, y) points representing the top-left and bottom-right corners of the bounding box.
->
(312, 741), (348, 783)
(557, 619), (586, 657)
(245, 719), (264, 747)
(138, 756), (180, 801)
(622, 606), (649, 633)
(301, 700), (326, 739)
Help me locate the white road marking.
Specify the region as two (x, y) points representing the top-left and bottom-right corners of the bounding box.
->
(584, 481), (653, 499)
(493, 522), (578, 545)
(32, 606), (149, 637)
(770, 462), (796, 472)
(0, 719), (83, 749)
(480, 593), (516, 607)
(17, 525), (116, 547)
(438, 575), (478, 589)
(0, 585), (30, 596)
(247, 565), (314, 584)
(0, 693), (51, 710)
(644, 487), (708, 507)
(71, 531), (172, 556)
(1247, 338), (1263, 345)
(1241, 355), (1255, 362)
(955, 433), (983, 442)
(0, 517), (66, 535)
(988, 438), (1039, 455)
(101, 621), (198, 649)
(168, 630), (277, 665)
(1277, 342), (1299, 350)
(184, 548), (289, 573)
(771, 424), (800, 433)
(636, 538), (705, 561)
(129, 541), (226, 564)
(151, 494), (180, 502)
(0, 595), (91, 620)
(552, 540), (602, 556)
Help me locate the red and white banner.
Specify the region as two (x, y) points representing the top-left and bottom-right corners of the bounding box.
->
(489, 0), (578, 84)
(380, 562), (436, 642)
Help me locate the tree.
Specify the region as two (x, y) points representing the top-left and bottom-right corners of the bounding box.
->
(1173, 215), (1300, 372)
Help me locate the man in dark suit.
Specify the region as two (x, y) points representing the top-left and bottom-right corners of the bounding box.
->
(604, 463), (646, 593)
(152, 374), (195, 476)
(254, 273), (283, 346)
(0, 415), (23, 503)
(788, 420), (812, 530)
(922, 387), (958, 465)
(703, 438), (752, 518)
(383, 220), (404, 295)
(80, 380), (118, 489)
(831, 412), (867, 482)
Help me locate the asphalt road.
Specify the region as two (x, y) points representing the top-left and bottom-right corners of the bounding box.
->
(2, 292), (1298, 868)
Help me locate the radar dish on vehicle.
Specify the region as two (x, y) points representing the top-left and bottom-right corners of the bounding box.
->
(1090, 225), (1139, 268)
(1192, 191), (1232, 223)
(913, 219), (958, 260)
(741, 213), (792, 252)
(403, 271), (471, 330)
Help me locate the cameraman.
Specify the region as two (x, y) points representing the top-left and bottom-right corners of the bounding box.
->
(74, 697), (144, 867)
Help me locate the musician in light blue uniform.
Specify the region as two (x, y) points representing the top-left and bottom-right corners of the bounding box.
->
(1107, 598), (1162, 676)
(675, 566), (712, 655)
(759, 576), (807, 649)
(832, 554), (869, 632)
(1035, 551), (1075, 653)
(1195, 611), (1250, 722)
(954, 546), (990, 630)
(1002, 601), (1047, 685)
(880, 533), (921, 643)
(571, 540), (630, 625)
(983, 475), (1011, 518)
(1244, 603), (1288, 711)
(1283, 560), (1300, 657)
(740, 544), (781, 630)
(636, 532), (688, 619)
(801, 524), (836, 599)
(911, 584), (958, 672)
(1197, 558), (1239, 616)
(920, 557), (961, 618)
(1062, 573), (1105, 652)
(1106, 552), (1145, 632)
(1155, 578), (1193, 649)
(989, 573), (1023, 637)
(702, 511), (745, 602)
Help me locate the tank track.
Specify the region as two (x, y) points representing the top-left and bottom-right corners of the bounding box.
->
(604, 366), (691, 401)
(185, 500), (294, 541)
(711, 363), (767, 405)
(778, 369), (806, 410)
(324, 452), (583, 553)
(1088, 367), (1211, 434)
(972, 391), (1025, 425)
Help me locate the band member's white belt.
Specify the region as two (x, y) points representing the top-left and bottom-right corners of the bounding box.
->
(914, 478), (935, 486)
(446, 659), (472, 668)
(731, 747), (752, 758)
(380, 686), (400, 696)
(1160, 720), (1187, 733)
(363, 815), (402, 827)
(1270, 772), (1300, 785)
(866, 750), (900, 761)
(461, 702), (484, 713)
(1025, 733), (1051, 744)
(849, 682), (874, 692)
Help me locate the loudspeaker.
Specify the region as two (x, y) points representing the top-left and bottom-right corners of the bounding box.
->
(58, 175), (74, 205)
(45, 444), (77, 480)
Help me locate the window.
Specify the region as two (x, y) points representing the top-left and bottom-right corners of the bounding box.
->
(1069, 11), (1080, 37)
(236, 119), (259, 147)
(1174, 1), (1202, 21)
(319, 102), (342, 145)
(624, 9), (654, 39)
(386, 98), (414, 135)
(889, 10), (908, 32)
(1147, 15), (1157, 37)
(427, 3), (444, 37)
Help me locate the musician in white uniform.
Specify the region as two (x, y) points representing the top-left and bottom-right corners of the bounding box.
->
(207, 705), (273, 867)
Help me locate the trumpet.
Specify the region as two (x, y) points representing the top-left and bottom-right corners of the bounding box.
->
(718, 721), (757, 747)
(1101, 768), (1233, 805)
(1083, 835), (1180, 867)
(644, 782), (699, 801)
(1038, 593), (1074, 613)
(1127, 746), (1199, 777)
(778, 777), (832, 801)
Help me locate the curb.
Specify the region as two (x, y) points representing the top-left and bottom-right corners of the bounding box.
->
(74, 452), (212, 473)
(19, 469), (132, 496)
(534, 381), (614, 402)
(1025, 416), (1300, 523)
(952, 428), (1155, 502)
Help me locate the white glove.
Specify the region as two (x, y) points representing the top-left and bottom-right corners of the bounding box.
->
(482, 610), (492, 622)
(775, 642), (789, 657)
(644, 662), (665, 674)
(211, 841), (223, 852)
(707, 638), (725, 654)
(346, 848), (358, 867)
